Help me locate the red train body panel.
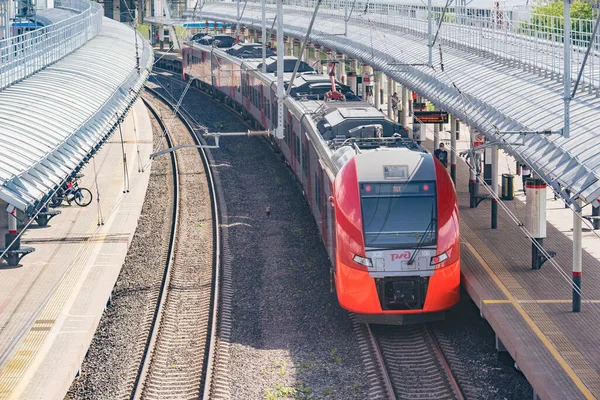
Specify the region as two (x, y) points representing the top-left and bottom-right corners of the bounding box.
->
(182, 40), (460, 324)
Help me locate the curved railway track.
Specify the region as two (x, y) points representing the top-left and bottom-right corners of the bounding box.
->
(131, 89), (222, 399)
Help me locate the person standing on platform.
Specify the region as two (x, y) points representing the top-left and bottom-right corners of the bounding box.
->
(391, 92), (399, 122)
(521, 163), (531, 194)
(366, 88), (374, 105)
(434, 143), (448, 168)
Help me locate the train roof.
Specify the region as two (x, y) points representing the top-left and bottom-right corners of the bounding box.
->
(355, 148), (435, 183)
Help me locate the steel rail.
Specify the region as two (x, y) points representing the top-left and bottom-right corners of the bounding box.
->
(144, 86), (222, 399)
(365, 324), (397, 400)
(131, 95), (180, 400)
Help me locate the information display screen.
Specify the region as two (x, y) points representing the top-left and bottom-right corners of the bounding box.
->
(413, 111), (449, 124)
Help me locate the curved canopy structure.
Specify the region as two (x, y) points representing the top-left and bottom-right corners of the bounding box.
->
(0, 12), (152, 212)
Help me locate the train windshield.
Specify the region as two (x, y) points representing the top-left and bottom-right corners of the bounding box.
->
(360, 182), (437, 248)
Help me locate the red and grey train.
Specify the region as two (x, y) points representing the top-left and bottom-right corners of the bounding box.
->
(182, 40), (460, 324)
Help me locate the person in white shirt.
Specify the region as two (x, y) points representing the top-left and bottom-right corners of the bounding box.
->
(521, 163), (531, 194)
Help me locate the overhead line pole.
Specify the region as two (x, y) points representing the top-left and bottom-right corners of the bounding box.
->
(261, 0), (266, 72)
(563, 0), (571, 139)
(344, 0), (348, 36)
(276, 0), (284, 139)
(286, 0), (322, 97)
(562, 0), (581, 313)
(428, 0), (433, 66)
(237, 0), (240, 40)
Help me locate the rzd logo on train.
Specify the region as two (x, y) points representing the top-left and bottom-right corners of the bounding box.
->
(391, 251), (411, 261)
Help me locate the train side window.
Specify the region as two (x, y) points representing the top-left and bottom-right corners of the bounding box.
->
(294, 132), (301, 161)
(302, 140), (308, 177)
(315, 171), (321, 213)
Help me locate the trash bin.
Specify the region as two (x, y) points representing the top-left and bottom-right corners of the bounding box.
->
(501, 174), (514, 200)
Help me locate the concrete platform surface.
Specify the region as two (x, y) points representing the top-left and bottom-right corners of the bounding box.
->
(0, 98), (153, 400)
(419, 122), (600, 399)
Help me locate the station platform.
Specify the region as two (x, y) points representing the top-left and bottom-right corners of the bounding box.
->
(444, 136), (600, 399)
(0, 98), (153, 400)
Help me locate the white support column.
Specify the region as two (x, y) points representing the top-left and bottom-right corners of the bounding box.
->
(347, 64), (357, 94)
(374, 71), (381, 109)
(303, 44), (310, 63)
(158, 24), (164, 50)
(7, 208), (17, 235)
(573, 198), (582, 312)
(433, 123), (439, 149)
(336, 53), (346, 84)
(113, 0), (120, 21)
(361, 64), (372, 101)
(387, 77), (394, 120)
(401, 86), (408, 126)
(491, 144), (499, 229)
(450, 115), (457, 184)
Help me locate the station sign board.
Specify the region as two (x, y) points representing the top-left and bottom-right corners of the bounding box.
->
(413, 111), (449, 124)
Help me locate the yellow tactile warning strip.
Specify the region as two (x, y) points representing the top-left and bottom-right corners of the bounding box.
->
(0, 134), (136, 399)
(0, 228), (103, 399)
(461, 222), (599, 399)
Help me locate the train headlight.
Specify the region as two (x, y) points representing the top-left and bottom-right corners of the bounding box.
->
(430, 252), (448, 267)
(353, 254), (372, 268)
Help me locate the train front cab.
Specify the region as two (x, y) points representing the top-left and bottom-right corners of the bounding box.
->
(333, 151), (460, 325)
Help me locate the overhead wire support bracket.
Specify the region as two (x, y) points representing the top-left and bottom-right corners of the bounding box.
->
(149, 130), (271, 158)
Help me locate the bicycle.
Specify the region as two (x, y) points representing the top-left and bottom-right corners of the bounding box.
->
(50, 178), (93, 207)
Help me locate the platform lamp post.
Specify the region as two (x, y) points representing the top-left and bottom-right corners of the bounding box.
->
(573, 198), (582, 312)
(526, 178), (550, 270)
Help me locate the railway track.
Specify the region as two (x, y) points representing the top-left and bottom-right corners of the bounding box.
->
(131, 89), (222, 399)
(148, 69), (466, 400)
(368, 323), (465, 400)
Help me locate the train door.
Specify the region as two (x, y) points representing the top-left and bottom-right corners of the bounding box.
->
(260, 85), (267, 128)
(326, 178), (335, 261)
(288, 112), (295, 169)
(317, 163), (328, 249)
(303, 132), (311, 199)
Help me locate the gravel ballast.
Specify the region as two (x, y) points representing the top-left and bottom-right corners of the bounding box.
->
(67, 108), (175, 400)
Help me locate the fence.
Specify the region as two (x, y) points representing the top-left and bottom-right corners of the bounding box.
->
(0, 0), (103, 91)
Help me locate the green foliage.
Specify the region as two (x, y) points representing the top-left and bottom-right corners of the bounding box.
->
(524, 1), (596, 42)
(531, 0), (592, 19)
(136, 24), (151, 42)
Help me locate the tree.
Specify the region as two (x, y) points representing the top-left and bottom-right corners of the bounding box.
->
(525, 1), (595, 42)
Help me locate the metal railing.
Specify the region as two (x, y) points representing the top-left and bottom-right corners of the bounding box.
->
(0, 0), (103, 91)
(204, 0), (600, 93)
